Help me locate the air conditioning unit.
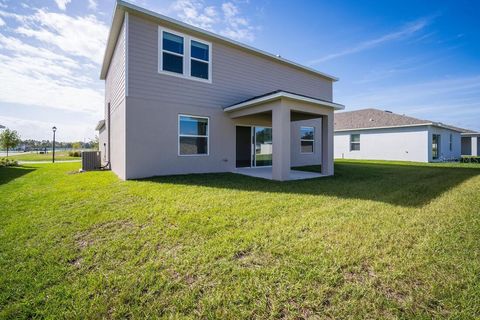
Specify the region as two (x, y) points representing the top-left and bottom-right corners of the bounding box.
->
(81, 151), (101, 171)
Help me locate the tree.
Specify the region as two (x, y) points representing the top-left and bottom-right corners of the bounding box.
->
(90, 136), (99, 150)
(72, 142), (82, 150)
(0, 128), (21, 157)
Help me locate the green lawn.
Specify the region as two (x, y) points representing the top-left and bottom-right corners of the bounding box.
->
(1, 160), (479, 318)
(3, 151), (80, 162)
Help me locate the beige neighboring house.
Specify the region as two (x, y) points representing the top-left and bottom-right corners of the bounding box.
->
(97, 0), (344, 181)
(334, 108), (463, 162)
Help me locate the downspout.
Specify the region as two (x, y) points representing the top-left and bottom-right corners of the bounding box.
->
(100, 102), (111, 170)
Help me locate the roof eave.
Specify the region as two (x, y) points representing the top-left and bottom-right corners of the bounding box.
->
(100, 2), (125, 80)
(334, 123), (433, 132)
(224, 92), (345, 112)
(100, 0), (339, 82)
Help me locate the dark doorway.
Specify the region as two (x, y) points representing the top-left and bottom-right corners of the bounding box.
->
(236, 126), (252, 167)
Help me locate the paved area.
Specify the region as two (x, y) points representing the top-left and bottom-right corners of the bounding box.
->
(18, 160), (81, 164)
(233, 167), (326, 181)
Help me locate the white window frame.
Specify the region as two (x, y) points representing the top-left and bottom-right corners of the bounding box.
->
(159, 28), (185, 77)
(178, 114), (210, 156)
(158, 27), (212, 83)
(189, 35), (212, 82)
(300, 126), (315, 154)
(350, 134), (360, 151)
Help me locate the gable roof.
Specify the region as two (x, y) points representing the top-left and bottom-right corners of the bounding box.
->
(334, 108), (464, 133)
(95, 120), (106, 131)
(224, 90), (345, 112)
(100, 1), (339, 82)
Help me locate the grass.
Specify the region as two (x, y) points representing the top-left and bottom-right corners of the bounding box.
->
(4, 151), (80, 161)
(1, 160), (479, 318)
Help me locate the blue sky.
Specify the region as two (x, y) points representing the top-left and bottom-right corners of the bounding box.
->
(0, 0), (479, 141)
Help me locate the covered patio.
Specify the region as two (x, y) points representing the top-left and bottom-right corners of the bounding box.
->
(234, 166), (326, 180)
(224, 90), (344, 181)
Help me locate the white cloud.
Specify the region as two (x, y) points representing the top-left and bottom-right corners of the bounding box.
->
(87, 0), (98, 10)
(0, 7), (106, 132)
(54, 0), (71, 11)
(0, 16), (4, 26)
(14, 9), (109, 64)
(170, 0), (219, 30)
(219, 2), (254, 41)
(169, 0), (256, 41)
(340, 75), (480, 130)
(309, 18), (431, 64)
(0, 115), (96, 141)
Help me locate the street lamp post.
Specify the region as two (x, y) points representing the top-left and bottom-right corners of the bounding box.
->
(52, 126), (57, 163)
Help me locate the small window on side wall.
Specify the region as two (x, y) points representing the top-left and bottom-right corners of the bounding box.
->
(350, 134), (360, 151)
(300, 126), (315, 153)
(179, 115), (209, 155)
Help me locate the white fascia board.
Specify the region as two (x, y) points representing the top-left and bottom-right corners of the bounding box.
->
(334, 123), (433, 133)
(224, 92), (345, 112)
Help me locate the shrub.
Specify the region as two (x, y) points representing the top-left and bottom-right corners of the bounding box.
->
(0, 157), (19, 167)
(461, 156), (480, 163)
(68, 151), (81, 157)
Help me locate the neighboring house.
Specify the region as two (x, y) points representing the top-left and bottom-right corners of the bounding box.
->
(460, 128), (480, 157)
(0, 124), (5, 129)
(334, 109), (462, 162)
(97, 1), (344, 180)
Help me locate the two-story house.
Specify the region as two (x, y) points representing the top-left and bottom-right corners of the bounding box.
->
(97, 0), (344, 180)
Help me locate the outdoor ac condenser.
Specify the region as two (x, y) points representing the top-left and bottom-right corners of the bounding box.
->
(81, 151), (101, 171)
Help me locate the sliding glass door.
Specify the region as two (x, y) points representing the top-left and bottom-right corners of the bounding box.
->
(236, 126), (272, 167)
(254, 127), (272, 167)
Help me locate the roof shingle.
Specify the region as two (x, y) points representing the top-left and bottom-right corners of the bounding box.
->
(334, 108), (470, 133)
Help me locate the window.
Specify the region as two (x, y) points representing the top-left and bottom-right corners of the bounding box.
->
(300, 126), (315, 153)
(190, 40), (210, 80)
(161, 31), (184, 74)
(449, 134), (453, 151)
(350, 134), (360, 151)
(179, 115), (209, 155)
(159, 27), (212, 82)
(432, 134), (440, 160)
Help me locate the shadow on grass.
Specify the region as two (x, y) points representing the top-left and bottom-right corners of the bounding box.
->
(0, 166), (36, 185)
(139, 162), (480, 208)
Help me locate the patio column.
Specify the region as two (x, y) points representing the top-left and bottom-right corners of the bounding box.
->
(472, 136), (478, 156)
(272, 103), (291, 181)
(321, 113), (334, 176)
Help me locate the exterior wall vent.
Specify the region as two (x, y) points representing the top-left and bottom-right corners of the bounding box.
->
(82, 151), (101, 171)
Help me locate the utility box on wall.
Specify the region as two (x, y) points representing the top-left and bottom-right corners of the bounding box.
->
(81, 151), (101, 171)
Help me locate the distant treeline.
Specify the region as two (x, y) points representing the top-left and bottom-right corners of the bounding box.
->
(15, 138), (98, 151)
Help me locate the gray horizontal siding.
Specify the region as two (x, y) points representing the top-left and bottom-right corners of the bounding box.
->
(127, 14), (333, 109)
(105, 19), (126, 114)
(105, 17), (126, 179)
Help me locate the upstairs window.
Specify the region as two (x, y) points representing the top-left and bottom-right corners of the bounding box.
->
(350, 134), (360, 151)
(300, 126), (315, 153)
(159, 27), (212, 82)
(161, 31), (184, 74)
(190, 40), (210, 80)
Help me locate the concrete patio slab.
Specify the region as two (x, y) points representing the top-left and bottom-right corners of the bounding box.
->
(233, 167), (326, 181)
